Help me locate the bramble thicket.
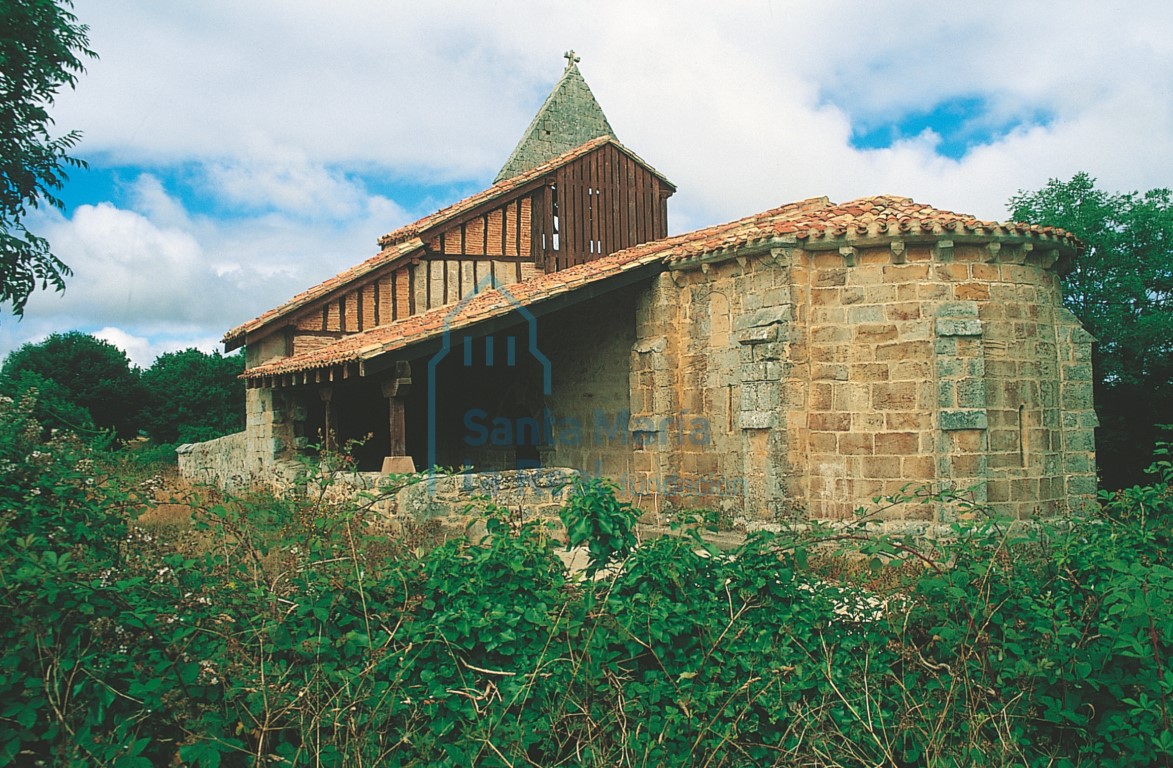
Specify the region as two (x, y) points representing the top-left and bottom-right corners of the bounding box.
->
(1, 391), (1170, 766)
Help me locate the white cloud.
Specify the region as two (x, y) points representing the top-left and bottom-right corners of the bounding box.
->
(2, 161), (417, 366)
(94, 326), (225, 369)
(127, 174), (192, 229)
(48, 1), (1173, 223)
(7, 0), (1170, 364)
(25, 199), (219, 325)
(92, 327), (153, 369)
(203, 135), (379, 219)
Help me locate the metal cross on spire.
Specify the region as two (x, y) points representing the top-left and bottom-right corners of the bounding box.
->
(563, 50), (581, 68)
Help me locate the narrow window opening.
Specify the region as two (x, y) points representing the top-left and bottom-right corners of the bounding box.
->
(1018, 404), (1028, 468)
(550, 184), (560, 252)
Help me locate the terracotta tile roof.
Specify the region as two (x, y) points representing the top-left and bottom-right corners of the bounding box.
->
(650, 194), (1080, 264)
(224, 135), (673, 348)
(240, 194), (1080, 380)
(222, 237), (422, 349)
(242, 244), (666, 380)
(620, 196), (837, 263)
(782, 194), (1079, 247)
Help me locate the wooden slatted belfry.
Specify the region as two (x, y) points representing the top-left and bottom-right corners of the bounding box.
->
(225, 57), (677, 375)
(533, 142), (670, 272)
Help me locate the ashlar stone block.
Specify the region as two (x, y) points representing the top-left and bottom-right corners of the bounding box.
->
(939, 409), (988, 431)
(936, 301), (979, 318)
(739, 411), (776, 430)
(936, 318), (983, 337)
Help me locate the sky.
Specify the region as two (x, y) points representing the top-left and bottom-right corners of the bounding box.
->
(4, 0), (1172, 368)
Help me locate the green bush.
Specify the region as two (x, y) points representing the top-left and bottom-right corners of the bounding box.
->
(2, 400), (1171, 766)
(0, 331), (144, 440)
(138, 348), (245, 445)
(560, 476), (639, 576)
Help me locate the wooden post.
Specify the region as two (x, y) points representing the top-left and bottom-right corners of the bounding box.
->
(381, 361), (412, 471)
(319, 386), (334, 452)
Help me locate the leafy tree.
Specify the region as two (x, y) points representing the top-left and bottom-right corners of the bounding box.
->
(0, 331), (143, 439)
(139, 347), (245, 444)
(1009, 173), (1173, 488)
(1, 0), (95, 315)
(0, 366), (95, 435)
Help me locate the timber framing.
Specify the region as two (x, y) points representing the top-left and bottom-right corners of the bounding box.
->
(224, 136), (674, 355)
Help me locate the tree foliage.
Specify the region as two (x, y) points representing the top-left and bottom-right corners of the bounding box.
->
(139, 347), (245, 444)
(0, 334), (248, 447)
(0, 0), (95, 315)
(0, 331), (143, 439)
(1009, 173), (1173, 488)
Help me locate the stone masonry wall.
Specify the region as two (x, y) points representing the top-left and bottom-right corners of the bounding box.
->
(796, 239), (1095, 520)
(178, 387), (300, 491)
(625, 237), (1096, 523)
(391, 468), (579, 524)
(1056, 308), (1099, 506)
(245, 333), (287, 369)
(797, 243), (942, 520)
(191, 238), (1095, 524)
(629, 256), (798, 518)
(540, 284), (641, 485)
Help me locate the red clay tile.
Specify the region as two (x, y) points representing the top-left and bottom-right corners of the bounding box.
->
(239, 193), (1080, 380)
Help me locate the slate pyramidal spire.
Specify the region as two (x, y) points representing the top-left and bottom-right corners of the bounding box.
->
(495, 51), (616, 184)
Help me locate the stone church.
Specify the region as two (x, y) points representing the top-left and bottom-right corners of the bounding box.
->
(180, 56), (1098, 522)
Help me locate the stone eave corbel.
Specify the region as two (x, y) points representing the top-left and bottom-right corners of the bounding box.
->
(983, 235), (1078, 265)
(666, 237), (793, 272)
(1034, 247), (1061, 270)
(767, 242), (798, 267)
(798, 232), (981, 252)
(890, 240), (906, 264)
(798, 231), (1077, 268)
(1052, 250), (1077, 276)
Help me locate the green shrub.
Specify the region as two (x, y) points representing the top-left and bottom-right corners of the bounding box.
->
(560, 476), (639, 576)
(0, 331), (144, 440)
(2, 405), (1171, 766)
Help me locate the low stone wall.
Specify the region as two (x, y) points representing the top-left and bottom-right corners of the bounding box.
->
(317, 467), (581, 536)
(176, 432), (298, 492)
(394, 467), (580, 519)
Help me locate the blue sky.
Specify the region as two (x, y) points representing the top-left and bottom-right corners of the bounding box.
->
(56, 163), (477, 228)
(849, 96), (1056, 161)
(4, 0), (1172, 367)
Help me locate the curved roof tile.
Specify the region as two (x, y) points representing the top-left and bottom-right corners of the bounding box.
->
(239, 194), (1080, 379)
